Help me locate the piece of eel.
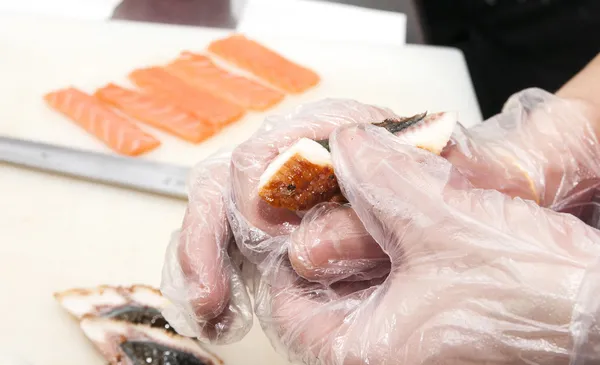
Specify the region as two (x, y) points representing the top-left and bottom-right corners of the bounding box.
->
(258, 111), (458, 211)
(55, 285), (223, 365)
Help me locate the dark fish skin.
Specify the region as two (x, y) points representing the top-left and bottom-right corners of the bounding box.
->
(315, 112), (427, 151)
(104, 306), (218, 364)
(373, 112), (427, 135)
(121, 341), (212, 365)
(104, 306), (177, 335)
(55, 285), (223, 365)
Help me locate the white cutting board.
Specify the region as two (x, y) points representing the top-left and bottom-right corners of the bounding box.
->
(0, 14), (483, 365)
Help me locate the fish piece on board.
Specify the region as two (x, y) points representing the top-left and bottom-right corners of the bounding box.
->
(54, 284), (170, 322)
(129, 67), (245, 128)
(95, 83), (216, 143)
(44, 87), (160, 156)
(208, 34), (320, 94)
(81, 318), (223, 365)
(165, 52), (284, 111)
(54, 285), (223, 365)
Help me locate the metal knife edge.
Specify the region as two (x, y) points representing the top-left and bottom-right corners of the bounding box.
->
(0, 135), (191, 200)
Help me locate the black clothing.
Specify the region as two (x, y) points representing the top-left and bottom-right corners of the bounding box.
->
(419, 0), (600, 118)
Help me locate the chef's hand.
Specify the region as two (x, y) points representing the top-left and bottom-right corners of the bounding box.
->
(227, 99), (402, 283)
(159, 89), (600, 344)
(160, 148), (254, 344)
(289, 88), (600, 285)
(252, 123), (600, 365)
(444, 87), (600, 209)
(158, 99), (393, 341)
(159, 100), (404, 342)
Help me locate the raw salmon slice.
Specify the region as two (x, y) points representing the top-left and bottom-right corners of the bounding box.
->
(44, 87), (160, 156)
(95, 83), (216, 144)
(165, 52), (284, 111)
(129, 67), (245, 127)
(208, 34), (320, 94)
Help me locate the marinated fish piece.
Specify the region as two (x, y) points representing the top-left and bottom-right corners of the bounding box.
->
(81, 317), (223, 365)
(258, 137), (338, 211)
(165, 52), (285, 111)
(129, 67), (245, 128)
(208, 34), (320, 94)
(258, 112), (458, 211)
(95, 83), (217, 144)
(44, 87), (161, 156)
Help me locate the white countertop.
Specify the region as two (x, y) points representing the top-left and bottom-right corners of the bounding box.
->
(0, 13), (481, 365)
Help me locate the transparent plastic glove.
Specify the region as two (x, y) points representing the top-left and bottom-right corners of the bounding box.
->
(296, 88), (600, 283)
(160, 148), (253, 344)
(444, 87), (600, 209)
(252, 123), (600, 365)
(159, 100), (400, 343)
(227, 99), (400, 282)
(288, 201), (390, 283)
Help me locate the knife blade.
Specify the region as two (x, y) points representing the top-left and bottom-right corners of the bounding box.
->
(0, 136), (190, 199)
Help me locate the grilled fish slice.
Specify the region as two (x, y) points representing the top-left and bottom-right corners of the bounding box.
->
(258, 111), (458, 211)
(258, 137), (338, 211)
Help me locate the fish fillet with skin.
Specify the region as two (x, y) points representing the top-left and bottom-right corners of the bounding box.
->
(165, 52), (285, 111)
(258, 112), (459, 211)
(81, 318), (223, 365)
(44, 87), (160, 156)
(54, 285), (224, 365)
(129, 67), (245, 128)
(208, 34), (320, 94)
(95, 83), (216, 143)
(54, 284), (170, 320)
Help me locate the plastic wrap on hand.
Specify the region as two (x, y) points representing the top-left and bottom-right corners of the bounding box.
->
(160, 147), (253, 344)
(570, 256), (600, 365)
(226, 99), (399, 279)
(251, 123), (600, 365)
(446, 87), (600, 208)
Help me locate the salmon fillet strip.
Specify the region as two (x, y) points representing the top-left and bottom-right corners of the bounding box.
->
(44, 87), (160, 156)
(208, 34), (320, 94)
(95, 83), (216, 144)
(129, 67), (245, 128)
(165, 52), (284, 111)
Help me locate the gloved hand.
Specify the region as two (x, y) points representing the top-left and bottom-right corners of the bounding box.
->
(226, 99), (401, 282)
(160, 148), (253, 344)
(160, 99), (404, 342)
(445, 88), (600, 209)
(158, 99), (396, 341)
(159, 89), (600, 349)
(288, 88), (600, 284)
(253, 122), (600, 365)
